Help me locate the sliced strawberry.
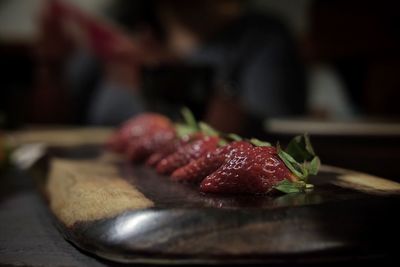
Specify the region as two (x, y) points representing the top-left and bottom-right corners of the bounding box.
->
(145, 133), (202, 167)
(171, 141), (252, 182)
(200, 145), (294, 194)
(145, 138), (183, 166)
(106, 113), (174, 153)
(156, 135), (219, 175)
(126, 129), (175, 162)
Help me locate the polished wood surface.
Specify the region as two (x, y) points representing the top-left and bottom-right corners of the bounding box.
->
(47, 159), (153, 227)
(30, 146), (400, 264)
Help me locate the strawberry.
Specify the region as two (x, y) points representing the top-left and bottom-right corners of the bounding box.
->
(145, 138), (183, 167)
(146, 134), (195, 166)
(171, 141), (252, 182)
(145, 133), (203, 167)
(126, 129), (175, 162)
(106, 113), (174, 153)
(156, 135), (220, 175)
(200, 145), (295, 194)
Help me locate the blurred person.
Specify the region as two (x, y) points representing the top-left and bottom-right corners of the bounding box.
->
(38, 0), (306, 136)
(302, 0), (359, 120)
(307, 64), (357, 119)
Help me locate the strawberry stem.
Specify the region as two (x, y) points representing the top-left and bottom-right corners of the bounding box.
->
(276, 134), (321, 193)
(181, 107), (198, 130)
(249, 138), (271, 147)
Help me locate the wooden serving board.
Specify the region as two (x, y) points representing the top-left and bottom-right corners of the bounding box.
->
(32, 146), (400, 264)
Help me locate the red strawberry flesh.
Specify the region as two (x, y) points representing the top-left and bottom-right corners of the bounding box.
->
(126, 129), (175, 162)
(171, 141), (252, 182)
(146, 133), (204, 167)
(156, 135), (219, 175)
(106, 113), (174, 153)
(200, 145), (294, 194)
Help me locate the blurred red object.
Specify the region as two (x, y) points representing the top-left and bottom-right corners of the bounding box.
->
(45, 0), (132, 61)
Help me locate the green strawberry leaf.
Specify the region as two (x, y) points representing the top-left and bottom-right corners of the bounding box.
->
(175, 123), (196, 138)
(226, 133), (242, 141)
(273, 179), (303, 194)
(218, 133), (243, 145)
(249, 138), (271, 147)
(279, 134), (320, 182)
(199, 122), (220, 137)
(273, 179), (314, 194)
(218, 139), (228, 146)
(286, 134), (315, 162)
(181, 107), (198, 130)
(176, 107), (199, 138)
(277, 149), (306, 179)
(308, 156), (321, 176)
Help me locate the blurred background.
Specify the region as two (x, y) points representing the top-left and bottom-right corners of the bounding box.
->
(1, 0), (400, 179)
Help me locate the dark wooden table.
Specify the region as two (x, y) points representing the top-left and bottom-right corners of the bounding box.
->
(2, 168), (399, 267)
(0, 167), (125, 267)
(1, 127), (399, 266)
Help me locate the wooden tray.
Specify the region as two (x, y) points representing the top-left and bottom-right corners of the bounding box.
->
(30, 145), (400, 264)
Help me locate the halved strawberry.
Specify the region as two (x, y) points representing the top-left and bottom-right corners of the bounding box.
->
(156, 135), (220, 175)
(106, 113), (174, 153)
(145, 133), (203, 167)
(126, 129), (175, 162)
(145, 138), (183, 167)
(171, 141), (252, 182)
(200, 145), (295, 194)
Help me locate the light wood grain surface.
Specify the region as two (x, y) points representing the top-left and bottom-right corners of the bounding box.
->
(320, 165), (400, 195)
(7, 127), (114, 147)
(47, 158), (153, 227)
